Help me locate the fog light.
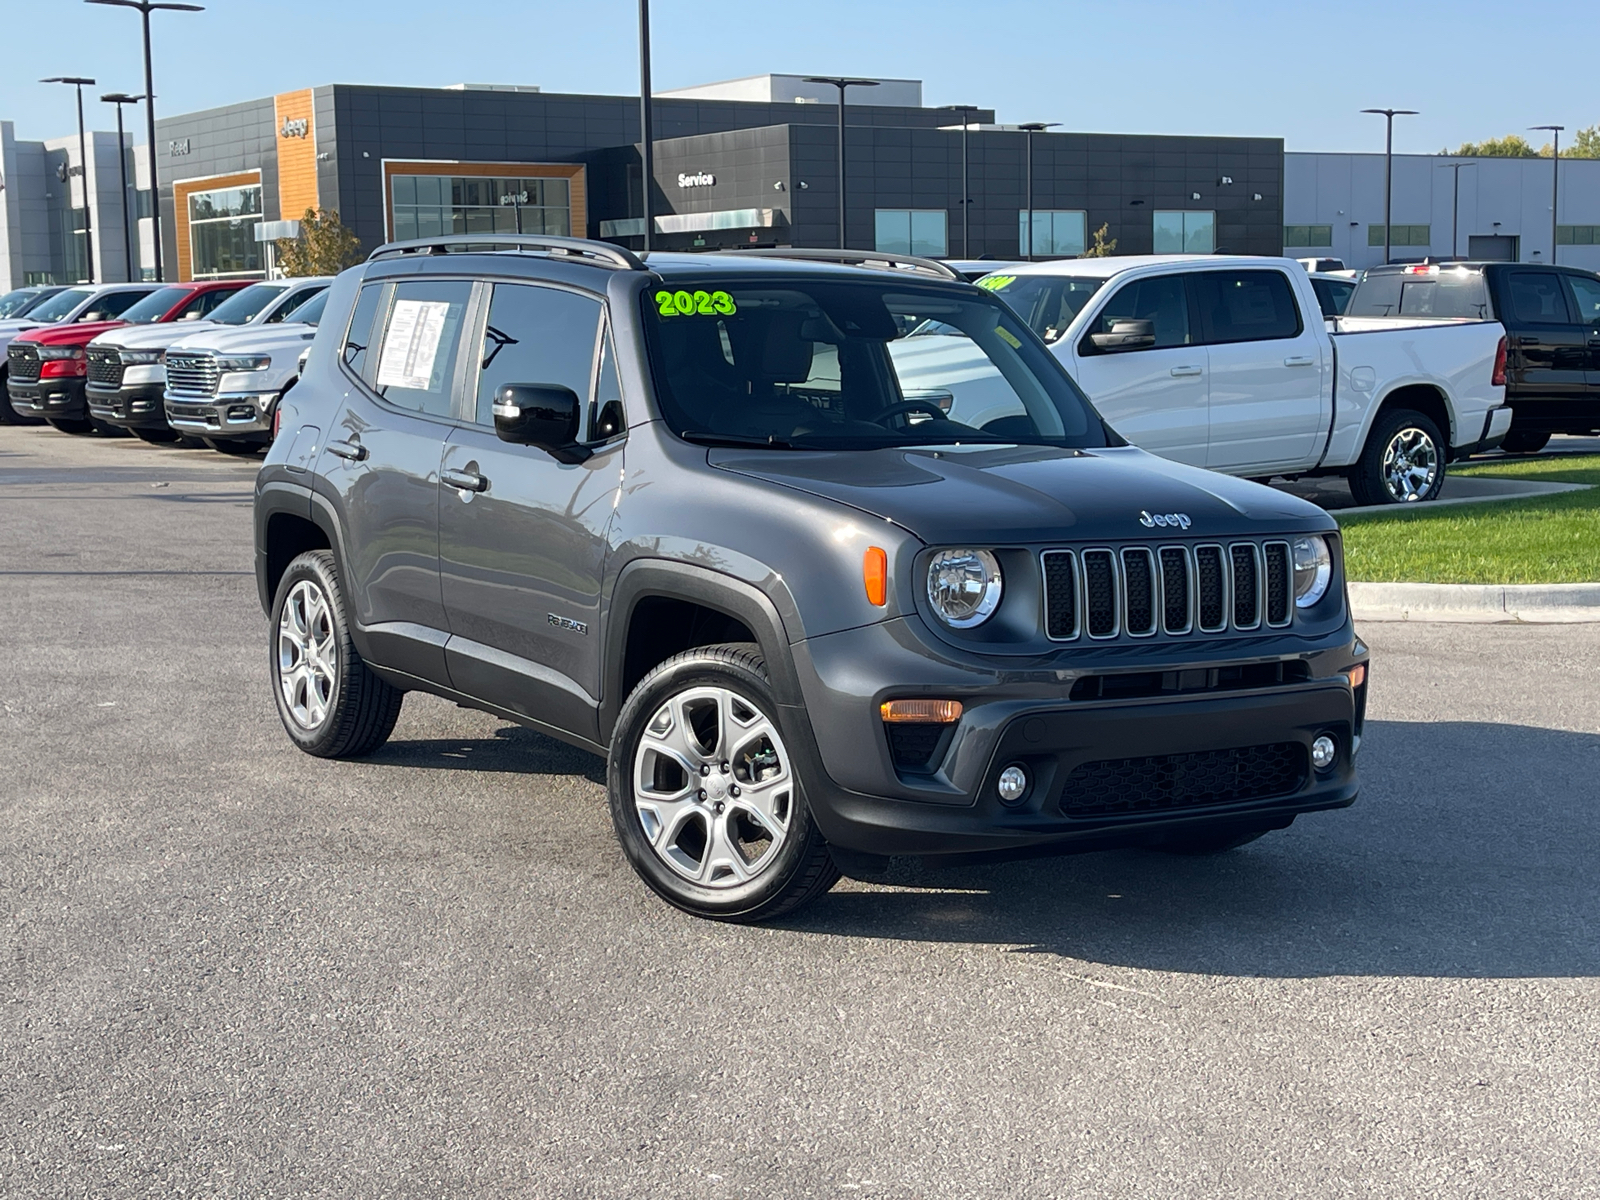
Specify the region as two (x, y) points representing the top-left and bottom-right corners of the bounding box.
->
(997, 764), (1029, 805)
(1311, 735), (1337, 771)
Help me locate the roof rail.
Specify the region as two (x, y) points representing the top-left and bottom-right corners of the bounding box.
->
(724, 247), (963, 282)
(367, 234), (647, 271)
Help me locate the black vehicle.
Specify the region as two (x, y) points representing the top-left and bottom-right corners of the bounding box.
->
(1347, 261), (1600, 452)
(0, 285), (69, 321)
(256, 235), (1368, 922)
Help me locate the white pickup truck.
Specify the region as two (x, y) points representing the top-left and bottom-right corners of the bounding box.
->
(894, 254), (1510, 504)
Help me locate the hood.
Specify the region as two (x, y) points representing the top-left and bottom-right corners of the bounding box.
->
(709, 443), (1335, 544)
(91, 320), (221, 351)
(14, 320), (127, 347)
(171, 321), (315, 355)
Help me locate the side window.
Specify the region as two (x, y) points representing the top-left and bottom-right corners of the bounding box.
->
(1562, 274), (1600, 326)
(1193, 270), (1303, 344)
(1091, 274), (1191, 350)
(1508, 272), (1574, 324)
(342, 283), (386, 378)
(177, 289), (229, 320)
(372, 280), (473, 419)
(472, 283), (602, 427)
(79, 290), (149, 322)
(269, 286), (324, 323)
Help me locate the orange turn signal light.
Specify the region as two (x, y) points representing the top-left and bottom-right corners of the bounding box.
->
(863, 546), (888, 607)
(880, 699), (964, 724)
(1345, 663), (1367, 689)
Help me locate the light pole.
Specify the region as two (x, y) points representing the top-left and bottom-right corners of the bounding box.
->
(1531, 125), (1564, 263)
(805, 77), (879, 249)
(638, 0), (653, 251)
(42, 76), (97, 283)
(939, 104), (978, 257)
(86, 1), (204, 282)
(102, 92), (144, 280)
(1361, 108), (1418, 265)
(1017, 122), (1059, 260)
(1433, 160), (1475, 259)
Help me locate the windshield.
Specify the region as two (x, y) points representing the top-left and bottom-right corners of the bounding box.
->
(1347, 269), (1490, 319)
(118, 287), (190, 324)
(0, 289), (48, 320)
(975, 272), (1105, 342)
(24, 288), (93, 323)
(207, 282), (288, 326)
(283, 290), (328, 326)
(643, 276), (1106, 451)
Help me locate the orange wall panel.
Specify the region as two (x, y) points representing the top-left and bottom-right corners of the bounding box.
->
(274, 89), (319, 225)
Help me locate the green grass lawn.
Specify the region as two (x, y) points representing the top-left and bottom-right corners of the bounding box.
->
(1338, 455), (1600, 584)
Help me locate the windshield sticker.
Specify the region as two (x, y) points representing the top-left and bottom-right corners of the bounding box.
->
(655, 289), (738, 318)
(975, 275), (1016, 291)
(995, 326), (1023, 349)
(376, 299), (451, 390)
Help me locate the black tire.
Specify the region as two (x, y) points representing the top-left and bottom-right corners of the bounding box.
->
(1348, 407), (1447, 506)
(1499, 428), (1550, 455)
(607, 642), (840, 922)
(47, 417), (94, 435)
(268, 550), (404, 758)
(172, 434), (208, 449)
(89, 417), (128, 437)
(132, 426), (180, 445)
(204, 437), (262, 456)
(1156, 824), (1275, 856)
(0, 372), (42, 425)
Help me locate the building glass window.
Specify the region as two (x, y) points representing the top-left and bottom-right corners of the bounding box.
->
(1557, 225), (1600, 246)
(1018, 210), (1087, 257)
(1368, 224), (1431, 247)
(874, 209), (948, 258)
(1283, 225), (1333, 247)
(391, 175), (571, 241)
(188, 183), (263, 278)
(1153, 211), (1214, 254)
(64, 207), (90, 283)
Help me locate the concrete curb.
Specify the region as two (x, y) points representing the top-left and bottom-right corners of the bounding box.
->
(1349, 581), (1600, 624)
(1332, 480), (1592, 519)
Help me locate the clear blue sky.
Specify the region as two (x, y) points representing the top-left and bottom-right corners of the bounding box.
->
(4, 0), (1593, 153)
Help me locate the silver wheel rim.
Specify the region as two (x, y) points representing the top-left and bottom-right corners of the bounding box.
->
(277, 580), (337, 730)
(1381, 426), (1439, 502)
(632, 685), (794, 888)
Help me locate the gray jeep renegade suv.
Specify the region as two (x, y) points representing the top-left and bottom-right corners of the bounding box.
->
(255, 234), (1368, 922)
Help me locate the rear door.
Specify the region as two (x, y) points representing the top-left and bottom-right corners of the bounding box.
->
(1560, 272), (1600, 385)
(1068, 271), (1208, 466)
(1194, 268), (1326, 472)
(1499, 269), (1586, 403)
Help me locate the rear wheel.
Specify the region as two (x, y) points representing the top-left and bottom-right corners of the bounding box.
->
(1499, 428), (1550, 455)
(1349, 408), (1446, 506)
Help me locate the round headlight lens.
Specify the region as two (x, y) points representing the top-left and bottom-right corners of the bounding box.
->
(927, 549), (1003, 628)
(1292, 535), (1332, 608)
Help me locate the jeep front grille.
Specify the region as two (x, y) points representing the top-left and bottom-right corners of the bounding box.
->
(86, 347), (124, 388)
(1042, 540), (1294, 642)
(6, 343), (40, 385)
(1059, 742), (1308, 817)
(164, 352), (220, 398)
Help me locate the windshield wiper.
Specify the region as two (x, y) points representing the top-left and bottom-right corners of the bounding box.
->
(678, 430), (797, 449)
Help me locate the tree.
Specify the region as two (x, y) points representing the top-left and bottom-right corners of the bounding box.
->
(275, 207), (363, 276)
(1082, 222), (1118, 258)
(1567, 124), (1600, 159)
(1444, 135), (1539, 158)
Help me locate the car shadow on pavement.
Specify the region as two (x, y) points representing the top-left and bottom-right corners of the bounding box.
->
(369, 725), (607, 784)
(785, 720), (1600, 979)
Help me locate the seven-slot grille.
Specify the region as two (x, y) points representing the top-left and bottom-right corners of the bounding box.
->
(164, 352), (221, 397)
(1042, 540), (1294, 641)
(6, 343), (41, 384)
(86, 347), (124, 389)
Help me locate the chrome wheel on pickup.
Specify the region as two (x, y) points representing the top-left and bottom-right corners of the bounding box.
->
(1380, 425), (1440, 502)
(1349, 408), (1447, 506)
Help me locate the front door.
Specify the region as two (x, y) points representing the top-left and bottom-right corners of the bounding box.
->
(1069, 272), (1208, 467)
(1561, 272), (1600, 387)
(438, 280), (622, 743)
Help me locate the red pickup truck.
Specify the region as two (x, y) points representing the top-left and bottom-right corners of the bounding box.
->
(6, 280), (247, 434)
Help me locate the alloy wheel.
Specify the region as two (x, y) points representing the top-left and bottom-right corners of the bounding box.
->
(277, 579), (337, 729)
(1381, 426), (1439, 502)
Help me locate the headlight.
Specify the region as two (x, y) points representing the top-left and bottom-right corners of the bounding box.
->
(927, 549), (1003, 628)
(217, 355), (270, 372)
(37, 345), (85, 361)
(121, 350), (162, 365)
(1292, 535), (1332, 608)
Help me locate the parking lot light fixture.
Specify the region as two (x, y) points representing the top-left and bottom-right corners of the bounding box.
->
(101, 92), (145, 280)
(85, 0), (205, 283)
(1017, 122), (1060, 261)
(638, 0), (653, 251)
(1531, 125), (1564, 264)
(804, 78), (880, 249)
(1360, 108), (1418, 265)
(41, 76), (98, 283)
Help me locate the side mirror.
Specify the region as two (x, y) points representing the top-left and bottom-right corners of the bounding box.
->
(493, 383), (590, 462)
(1089, 319), (1156, 352)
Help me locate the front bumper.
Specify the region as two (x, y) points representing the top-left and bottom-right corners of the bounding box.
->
(88, 382), (169, 430)
(8, 376), (86, 420)
(784, 616), (1366, 860)
(165, 390), (276, 439)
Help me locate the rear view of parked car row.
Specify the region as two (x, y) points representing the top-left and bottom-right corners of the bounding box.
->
(0, 276), (332, 452)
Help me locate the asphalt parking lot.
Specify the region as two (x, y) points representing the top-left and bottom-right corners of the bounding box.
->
(4, 426), (1599, 1199)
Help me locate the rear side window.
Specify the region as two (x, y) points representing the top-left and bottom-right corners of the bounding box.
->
(1565, 274), (1600, 325)
(1193, 270), (1302, 344)
(1347, 269), (1491, 319)
(372, 280), (473, 419)
(1091, 274), (1191, 349)
(472, 283), (602, 427)
(342, 283), (386, 377)
(1508, 272), (1575, 324)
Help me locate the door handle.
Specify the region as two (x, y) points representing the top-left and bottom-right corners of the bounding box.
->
(1169, 366), (1203, 377)
(442, 467), (489, 493)
(1284, 355), (1316, 367)
(1518, 336), (1541, 346)
(326, 439), (367, 462)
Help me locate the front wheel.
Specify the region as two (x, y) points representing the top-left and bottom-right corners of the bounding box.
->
(204, 437), (263, 456)
(132, 426), (180, 445)
(1349, 408), (1446, 506)
(607, 643), (839, 922)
